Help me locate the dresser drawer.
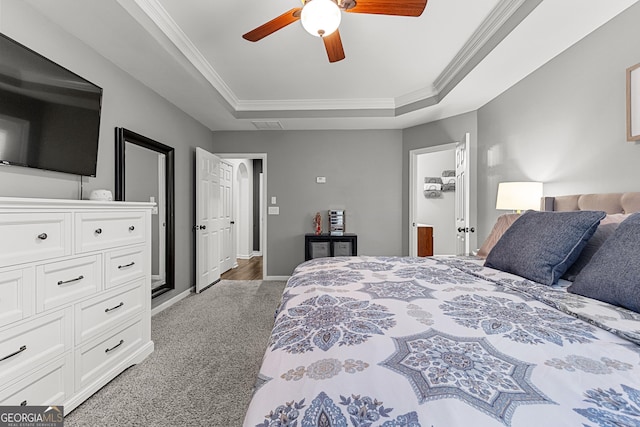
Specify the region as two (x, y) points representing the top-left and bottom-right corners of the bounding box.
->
(105, 245), (146, 289)
(0, 213), (71, 266)
(75, 317), (143, 391)
(36, 255), (101, 312)
(75, 211), (146, 253)
(75, 280), (145, 344)
(0, 354), (72, 407)
(0, 308), (72, 386)
(0, 267), (34, 328)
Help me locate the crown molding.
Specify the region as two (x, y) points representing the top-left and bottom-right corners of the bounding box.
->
(395, 85), (439, 108)
(121, 0), (534, 119)
(126, 0), (239, 106)
(433, 0), (529, 94)
(236, 97), (395, 112)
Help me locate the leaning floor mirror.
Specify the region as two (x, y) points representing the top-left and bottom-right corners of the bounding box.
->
(115, 127), (175, 298)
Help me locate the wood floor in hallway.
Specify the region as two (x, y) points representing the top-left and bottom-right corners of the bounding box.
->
(221, 256), (263, 280)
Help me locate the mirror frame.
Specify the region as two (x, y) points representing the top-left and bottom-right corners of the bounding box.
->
(115, 127), (175, 298)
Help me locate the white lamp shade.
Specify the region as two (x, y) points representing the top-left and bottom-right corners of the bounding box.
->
(301, 0), (341, 37)
(496, 182), (543, 211)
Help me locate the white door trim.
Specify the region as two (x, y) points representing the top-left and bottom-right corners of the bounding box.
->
(455, 134), (471, 255)
(216, 153), (268, 280)
(409, 142), (457, 257)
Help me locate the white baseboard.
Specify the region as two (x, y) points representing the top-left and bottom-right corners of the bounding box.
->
(265, 275), (290, 281)
(151, 287), (193, 316)
(237, 252), (263, 260)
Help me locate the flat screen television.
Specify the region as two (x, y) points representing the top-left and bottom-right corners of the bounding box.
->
(0, 32), (103, 177)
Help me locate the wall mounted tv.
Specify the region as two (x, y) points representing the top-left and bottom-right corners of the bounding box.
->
(0, 32), (103, 177)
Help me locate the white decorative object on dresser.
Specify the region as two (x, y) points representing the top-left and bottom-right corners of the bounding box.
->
(0, 197), (154, 414)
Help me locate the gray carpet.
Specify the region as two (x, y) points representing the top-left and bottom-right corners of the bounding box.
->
(64, 280), (286, 427)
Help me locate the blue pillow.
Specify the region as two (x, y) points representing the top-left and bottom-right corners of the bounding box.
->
(484, 210), (606, 286)
(568, 212), (640, 313)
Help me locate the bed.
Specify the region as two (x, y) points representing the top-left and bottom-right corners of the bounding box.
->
(243, 192), (640, 427)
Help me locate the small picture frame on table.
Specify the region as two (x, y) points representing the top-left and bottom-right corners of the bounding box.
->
(627, 63), (640, 141)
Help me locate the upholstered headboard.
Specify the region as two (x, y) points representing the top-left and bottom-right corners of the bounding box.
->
(541, 192), (640, 214)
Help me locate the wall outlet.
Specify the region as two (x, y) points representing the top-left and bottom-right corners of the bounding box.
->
(268, 206), (279, 215)
(316, 176), (326, 184)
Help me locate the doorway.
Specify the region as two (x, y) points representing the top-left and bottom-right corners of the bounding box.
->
(218, 154), (266, 281)
(409, 133), (473, 257)
(409, 143), (457, 256)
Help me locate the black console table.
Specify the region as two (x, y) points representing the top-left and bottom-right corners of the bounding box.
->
(305, 233), (358, 261)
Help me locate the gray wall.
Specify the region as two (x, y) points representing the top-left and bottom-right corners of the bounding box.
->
(0, 1), (214, 305)
(4, 0), (639, 286)
(476, 2), (640, 244)
(212, 130), (403, 276)
(402, 112), (478, 254)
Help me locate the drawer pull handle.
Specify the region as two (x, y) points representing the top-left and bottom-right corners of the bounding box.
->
(95, 228), (103, 234)
(20, 400), (27, 406)
(37, 233), (48, 240)
(57, 275), (84, 286)
(105, 302), (124, 313)
(1, 345), (27, 362)
(105, 339), (124, 353)
(129, 225), (135, 231)
(118, 261), (135, 269)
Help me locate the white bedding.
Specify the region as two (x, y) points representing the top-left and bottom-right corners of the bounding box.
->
(244, 256), (640, 427)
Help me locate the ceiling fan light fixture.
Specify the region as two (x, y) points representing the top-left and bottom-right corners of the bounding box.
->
(301, 0), (341, 37)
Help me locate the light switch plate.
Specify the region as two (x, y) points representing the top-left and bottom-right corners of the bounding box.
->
(271, 196), (277, 204)
(316, 176), (326, 184)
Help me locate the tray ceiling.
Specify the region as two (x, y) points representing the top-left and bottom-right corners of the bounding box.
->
(24, 0), (639, 130)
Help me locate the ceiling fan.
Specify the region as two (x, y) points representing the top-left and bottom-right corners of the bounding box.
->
(242, 0), (428, 63)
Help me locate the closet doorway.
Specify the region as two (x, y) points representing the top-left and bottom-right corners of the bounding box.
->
(409, 133), (472, 256)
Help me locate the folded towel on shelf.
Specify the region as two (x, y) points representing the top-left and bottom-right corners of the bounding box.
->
(424, 177), (443, 184)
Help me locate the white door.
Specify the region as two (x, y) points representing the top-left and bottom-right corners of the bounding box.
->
(195, 148), (221, 293)
(455, 133), (471, 255)
(219, 160), (234, 274)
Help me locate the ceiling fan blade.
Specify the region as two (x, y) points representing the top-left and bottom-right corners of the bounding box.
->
(345, 0), (427, 17)
(323, 30), (345, 63)
(242, 8), (302, 42)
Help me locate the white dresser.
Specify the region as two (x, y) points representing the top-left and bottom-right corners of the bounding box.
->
(0, 197), (154, 413)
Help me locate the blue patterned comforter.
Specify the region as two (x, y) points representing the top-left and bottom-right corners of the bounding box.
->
(243, 256), (640, 427)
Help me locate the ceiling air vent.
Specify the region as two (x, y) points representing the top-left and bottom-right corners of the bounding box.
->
(251, 121), (283, 130)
